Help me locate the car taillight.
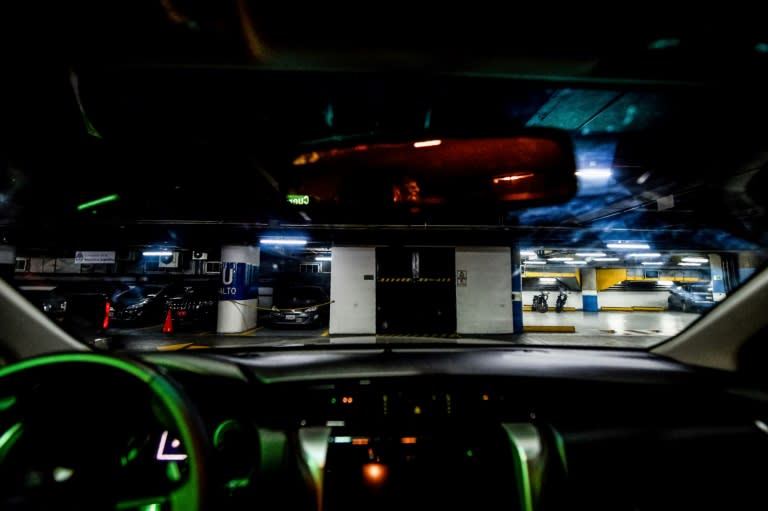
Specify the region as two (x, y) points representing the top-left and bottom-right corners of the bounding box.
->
(103, 302), (110, 330)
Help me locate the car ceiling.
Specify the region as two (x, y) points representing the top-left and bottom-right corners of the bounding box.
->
(3, 3), (768, 253)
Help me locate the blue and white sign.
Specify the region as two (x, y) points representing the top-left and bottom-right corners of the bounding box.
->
(219, 262), (259, 300)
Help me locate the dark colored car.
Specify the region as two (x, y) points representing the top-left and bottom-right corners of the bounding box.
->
(268, 285), (330, 328)
(668, 283), (717, 313)
(18, 280), (129, 348)
(108, 283), (175, 326)
(40, 280), (129, 321)
(164, 282), (218, 330)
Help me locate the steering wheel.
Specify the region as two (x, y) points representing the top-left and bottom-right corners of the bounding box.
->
(0, 353), (208, 510)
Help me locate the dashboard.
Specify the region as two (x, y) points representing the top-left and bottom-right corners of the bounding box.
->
(2, 347), (768, 510)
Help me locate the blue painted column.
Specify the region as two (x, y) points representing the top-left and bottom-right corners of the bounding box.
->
(217, 245), (260, 333)
(737, 251), (761, 285)
(581, 267), (599, 312)
(511, 247), (523, 333)
(708, 253), (727, 302)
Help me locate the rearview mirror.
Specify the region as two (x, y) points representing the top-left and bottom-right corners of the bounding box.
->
(287, 128), (577, 217)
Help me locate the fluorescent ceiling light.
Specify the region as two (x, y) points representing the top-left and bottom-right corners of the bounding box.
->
(575, 252), (606, 257)
(413, 140), (441, 148)
(593, 257), (620, 262)
(568, 260), (588, 265)
(539, 277), (557, 283)
(681, 257), (708, 263)
(260, 238), (308, 246)
(678, 262), (702, 266)
(606, 243), (650, 250)
(519, 251), (537, 257)
(316, 256), (332, 261)
(575, 168), (612, 178)
(548, 257), (573, 261)
(626, 253), (662, 258)
(525, 260), (547, 265)
(657, 280), (674, 286)
(641, 261), (664, 266)
(143, 251), (173, 256)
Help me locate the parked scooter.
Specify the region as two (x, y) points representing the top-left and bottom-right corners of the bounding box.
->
(555, 288), (568, 312)
(532, 290), (549, 313)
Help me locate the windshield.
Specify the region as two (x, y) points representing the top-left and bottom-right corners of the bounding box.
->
(3, 5), (768, 353)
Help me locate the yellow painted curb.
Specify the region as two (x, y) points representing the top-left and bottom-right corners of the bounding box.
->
(157, 342), (194, 351)
(522, 325), (576, 333)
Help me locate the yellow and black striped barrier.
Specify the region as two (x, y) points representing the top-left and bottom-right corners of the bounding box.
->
(523, 305), (577, 312)
(378, 277), (452, 283)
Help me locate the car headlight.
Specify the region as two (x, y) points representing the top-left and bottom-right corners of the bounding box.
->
(305, 306), (318, 313)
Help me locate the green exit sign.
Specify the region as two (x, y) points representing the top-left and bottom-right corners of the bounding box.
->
(286, 194), (310, 205)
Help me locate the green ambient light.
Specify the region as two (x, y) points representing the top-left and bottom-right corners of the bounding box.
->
(0, 422), (24, 463)
(77, 194), (120, 211)
(0, 396), (16, 411)
(286, 194), (310, 205)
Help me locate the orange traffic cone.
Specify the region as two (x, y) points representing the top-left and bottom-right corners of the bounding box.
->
(162, 309), (174, 334)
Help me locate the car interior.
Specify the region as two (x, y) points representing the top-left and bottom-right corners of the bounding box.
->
(2, 4), (768, 511)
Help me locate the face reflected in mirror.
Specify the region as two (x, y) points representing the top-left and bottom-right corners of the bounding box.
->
(393, 176), (421, 204)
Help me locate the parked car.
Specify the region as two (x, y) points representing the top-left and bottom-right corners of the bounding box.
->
(164, 282), (218, 330)
(5, 5), (768, 511)
(668, 282), (717, 313)
(108, 283), (175, 326)
(40, 280), (129, 321)
(268, 285), (330, 328)
(18, 280), (130, 347)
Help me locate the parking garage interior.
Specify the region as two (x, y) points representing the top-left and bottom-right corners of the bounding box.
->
(6, 232), (768, 350)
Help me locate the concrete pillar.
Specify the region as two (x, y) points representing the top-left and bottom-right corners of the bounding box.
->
(737, 251), (762, 284)
(708, 253), (727, 302)
(329, 247), (376, 335)
(217, 245), (260, 334)
(511, 247), (523, 333)
(581, 267), (598, 312)
(0, 245), (16, 283)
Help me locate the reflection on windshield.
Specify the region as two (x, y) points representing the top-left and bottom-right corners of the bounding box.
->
(114, 286), (164, 306)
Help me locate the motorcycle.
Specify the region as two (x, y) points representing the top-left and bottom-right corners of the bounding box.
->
(555, 289), (568, 312)
(532, 290), (549, 313)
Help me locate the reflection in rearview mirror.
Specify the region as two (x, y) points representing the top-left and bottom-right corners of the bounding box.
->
(288, 129), (577, 215)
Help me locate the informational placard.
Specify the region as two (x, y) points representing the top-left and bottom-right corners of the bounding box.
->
(74, 251), (116, 264)
(457, 270), (468, 286)
(219, 262), (259, 300)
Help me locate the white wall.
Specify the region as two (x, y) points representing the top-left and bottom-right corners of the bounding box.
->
(456, 247), (513, 334)
(599, 291), (669, 308)
(521, 290), (668, 309)
(329, 247), (376, 334)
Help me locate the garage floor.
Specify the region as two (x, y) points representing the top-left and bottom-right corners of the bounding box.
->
(518, 310), (701, 348)
(112, 310), (703, 351)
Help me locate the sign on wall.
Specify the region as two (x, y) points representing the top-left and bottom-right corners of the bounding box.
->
(74, 251), (116, 264)
(219, 262), (259, 300)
